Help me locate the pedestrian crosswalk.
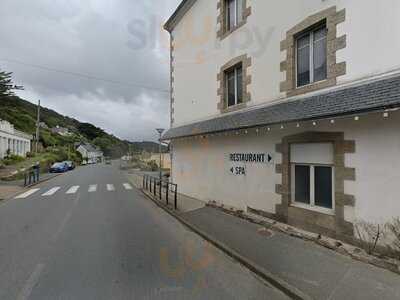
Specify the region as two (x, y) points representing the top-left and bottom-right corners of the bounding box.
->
(66, 186), (80, 194)
(42, 187), (60, 196)
(15, 188), (40, 199)
(14, 183), (135, 199)
(106, 184), (115, 191)
(88, 185), (97, 193)
(123, 183), (133, 190)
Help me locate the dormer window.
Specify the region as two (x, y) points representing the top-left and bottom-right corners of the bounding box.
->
(226, 0), (243, 31)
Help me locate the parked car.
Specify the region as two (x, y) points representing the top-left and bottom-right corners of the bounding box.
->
(49, 162), (69, 173)
(63, 161), (75, 170)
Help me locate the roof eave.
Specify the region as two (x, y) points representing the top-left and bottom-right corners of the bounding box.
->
(164, 0), (197, 32)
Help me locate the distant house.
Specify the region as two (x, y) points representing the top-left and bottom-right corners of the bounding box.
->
(76, 143), (103, 164)
(51, 125), (71, 136)
(39, 122), (49, 129)
(0, 119), (32, 159)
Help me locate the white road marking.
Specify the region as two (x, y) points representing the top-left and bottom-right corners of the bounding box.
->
(123, 183), (133, 190)
(88, 184), (97, 192)
(66, 185), (80, 194)
(15, 188), (40, 199)
(16, 263), (45, 300)
(41, 187), (61, 196)
(107, 184), (115, 191)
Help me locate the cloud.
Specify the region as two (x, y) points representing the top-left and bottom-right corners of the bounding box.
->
(0, 0), (179, 141)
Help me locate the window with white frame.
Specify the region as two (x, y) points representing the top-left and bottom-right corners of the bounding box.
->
(290, 143), (334, 212)
(225, 64), (243, 107)
(296, 23), (327, 87)
(225, 0), (243, 31)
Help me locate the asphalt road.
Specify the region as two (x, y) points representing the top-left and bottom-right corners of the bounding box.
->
(0, 163), (289, 300)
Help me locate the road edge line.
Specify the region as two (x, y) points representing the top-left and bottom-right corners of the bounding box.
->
(138, 188), (311, 300)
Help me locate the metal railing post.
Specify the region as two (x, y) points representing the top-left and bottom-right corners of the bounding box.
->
(159, 180), (162, 200)
(166, 184), (169, 205)
(149, 177), (152, 193)
(153, 179), (156, 196)
(174, 184), (178, 210)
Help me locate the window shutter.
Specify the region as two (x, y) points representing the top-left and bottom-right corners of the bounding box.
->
(290, 143), (333, 164)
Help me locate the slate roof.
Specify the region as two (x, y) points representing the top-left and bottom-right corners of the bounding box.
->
(162, 74), (400, 140)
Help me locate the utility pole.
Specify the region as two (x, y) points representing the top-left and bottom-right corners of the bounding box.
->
(156, 128), (165, 181)
(35, 100), (41, 153)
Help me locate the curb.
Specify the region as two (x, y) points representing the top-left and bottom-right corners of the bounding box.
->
(25, 173), (62, 188)
(139, 188), (311, 300)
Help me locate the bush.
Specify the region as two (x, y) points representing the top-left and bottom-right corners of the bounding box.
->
(3, 154), (25, 165)
(147, 160), (159, 172)
(355, 220), (385, 255)
(26, 151), (35, 158)
(386, 218), (400, 259)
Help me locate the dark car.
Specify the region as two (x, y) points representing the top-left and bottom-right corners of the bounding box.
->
(50, 162), (69, 173)
(63, 161), (75, 170)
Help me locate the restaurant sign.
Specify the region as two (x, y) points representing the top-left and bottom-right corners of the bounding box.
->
(229, 153), (273, 164)
(229, 152), (273, 176)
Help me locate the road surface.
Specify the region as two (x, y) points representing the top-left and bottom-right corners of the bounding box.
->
(0, 163), (289, 300)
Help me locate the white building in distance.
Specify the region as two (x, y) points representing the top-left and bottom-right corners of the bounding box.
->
(76, 143), (104, 164)
(0, 119), (32, 159)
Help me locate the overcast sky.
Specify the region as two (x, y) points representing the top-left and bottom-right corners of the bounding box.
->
(0, 0), (180, 142)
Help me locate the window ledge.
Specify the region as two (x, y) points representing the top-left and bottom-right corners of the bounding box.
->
(220, 21), (247, 41)
(221, 102), (247, 114)
(296, 78), (328, 90)
(291, 202), (334, 216)
(289, 78), (335, 97)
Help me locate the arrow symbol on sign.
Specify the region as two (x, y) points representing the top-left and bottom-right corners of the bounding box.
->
(230, 167), (234, 174)
(268, 154), (272, 162)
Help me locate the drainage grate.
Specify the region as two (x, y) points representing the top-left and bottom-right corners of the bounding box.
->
(257, 228), (274, 237)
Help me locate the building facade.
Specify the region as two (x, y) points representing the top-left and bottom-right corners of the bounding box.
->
(163, 0), (400, 242)
(76, 143), (104, 164)
(0, 119), (32, 159)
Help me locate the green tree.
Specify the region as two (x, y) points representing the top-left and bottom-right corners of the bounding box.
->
(0, 69), (23, 98)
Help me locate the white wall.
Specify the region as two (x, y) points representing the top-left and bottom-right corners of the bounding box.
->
(171, 110), (400, 225)
(171, 0), (400, 126)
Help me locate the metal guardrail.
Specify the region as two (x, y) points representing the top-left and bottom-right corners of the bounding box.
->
(142, 174), (178, 210)
(24, 166), (40, 186)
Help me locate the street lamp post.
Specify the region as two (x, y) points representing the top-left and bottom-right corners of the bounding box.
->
(156, 128), (165, 181)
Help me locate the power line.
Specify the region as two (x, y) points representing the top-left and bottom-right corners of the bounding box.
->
(0, 58), (170, 93)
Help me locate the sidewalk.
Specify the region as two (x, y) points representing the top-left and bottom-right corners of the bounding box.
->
(0, 173), (60, 200)
(126, 172), (400, 300)
(180, 206), (400, 300)
(0, 185), (23, 200)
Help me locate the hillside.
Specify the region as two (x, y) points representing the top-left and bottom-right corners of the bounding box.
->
(0, 97), (167, 157)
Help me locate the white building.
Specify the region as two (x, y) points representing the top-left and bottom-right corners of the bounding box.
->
(0, 119), (32, 159)
(51, 125), (71, 136)
(163, 0), (400, 243)
(76, 143), (104, 164)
